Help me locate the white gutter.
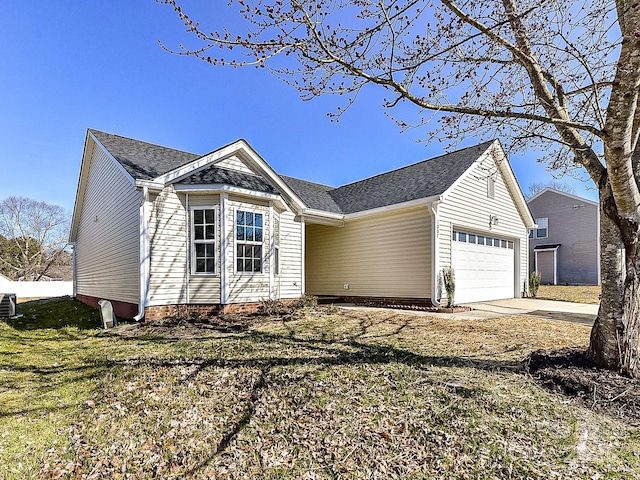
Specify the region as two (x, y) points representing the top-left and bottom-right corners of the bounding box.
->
(134, 186), (151, 321)
(344, 195), (443, 221)
(135, 179), (164, 192)
(429, 201), (441, 307)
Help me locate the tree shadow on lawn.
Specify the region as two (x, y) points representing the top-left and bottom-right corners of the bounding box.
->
(90, 316), (528, 476)
(12, 310), (638, 478)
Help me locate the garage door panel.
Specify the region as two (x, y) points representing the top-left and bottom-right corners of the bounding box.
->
(451, 235), (514, 304)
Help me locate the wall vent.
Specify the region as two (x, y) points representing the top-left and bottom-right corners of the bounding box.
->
(0, 294), (16, 317)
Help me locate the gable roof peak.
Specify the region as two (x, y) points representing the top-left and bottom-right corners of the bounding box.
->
(89, 129), (201, 181)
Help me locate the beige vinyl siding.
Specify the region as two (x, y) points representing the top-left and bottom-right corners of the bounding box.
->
(215, 156), (255, 174)
(227, 196), (271, 303)
(74, 141), (140, 303)
(306, 208), (432, 298)
(148, 188), (189, 305)
(277, 209), (304, 299)
(186, 195), (221, 304)
(438, 154), (528, 299)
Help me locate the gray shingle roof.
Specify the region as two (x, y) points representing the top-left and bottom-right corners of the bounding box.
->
(279, 176), (342, 214)
(91, 129), (494, 216)
(177, 165), (278, 194)
(90, 129), (200, 180)
(283, 141), (494, 214)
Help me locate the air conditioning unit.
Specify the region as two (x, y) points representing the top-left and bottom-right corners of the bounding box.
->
(0, 294), (16, 317)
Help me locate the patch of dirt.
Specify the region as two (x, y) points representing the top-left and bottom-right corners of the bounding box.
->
(113, 312), (285, 339)
(529, 347), (640, 426)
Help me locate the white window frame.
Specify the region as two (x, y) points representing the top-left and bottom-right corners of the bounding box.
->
(190, 206), (217, 275)
(235, 209), (264, 274)
(535, 217), (549, 239)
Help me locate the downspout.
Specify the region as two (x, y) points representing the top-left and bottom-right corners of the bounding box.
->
(220, 193), (229, 305)
(301, 217), (306, 296)
(70, 242), (77, 298)
(429, 201), (441, 307)
(134, 186), (150, 321)
(185, 193), (190, 303)
(269, 201), (275, 300)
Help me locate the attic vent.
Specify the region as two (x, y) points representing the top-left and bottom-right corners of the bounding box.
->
(0, 294), (16, 317)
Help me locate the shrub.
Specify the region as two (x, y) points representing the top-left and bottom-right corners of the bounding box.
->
(442, 267), (456, 307)
(529, 271), (542, 297)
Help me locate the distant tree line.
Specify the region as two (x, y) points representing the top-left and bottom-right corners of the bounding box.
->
(0, 197), (70, 281)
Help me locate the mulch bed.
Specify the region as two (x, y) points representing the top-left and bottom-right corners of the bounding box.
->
(528, 347), (640, 426)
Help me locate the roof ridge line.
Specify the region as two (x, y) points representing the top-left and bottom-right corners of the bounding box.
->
(331, 140), (495, 191)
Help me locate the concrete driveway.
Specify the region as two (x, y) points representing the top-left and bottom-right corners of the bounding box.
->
(338, 298), (598, 324)
(462, 298), (598, 325)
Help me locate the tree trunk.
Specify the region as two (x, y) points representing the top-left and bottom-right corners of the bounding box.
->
(588, 190), (640, 377)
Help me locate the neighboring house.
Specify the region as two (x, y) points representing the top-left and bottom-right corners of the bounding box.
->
(527, 188), (599, 285)
(69, 130), (534, 319)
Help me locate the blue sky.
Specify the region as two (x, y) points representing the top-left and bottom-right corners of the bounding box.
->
(0, 1), (597, 215)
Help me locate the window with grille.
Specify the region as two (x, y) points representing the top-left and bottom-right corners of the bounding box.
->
(236, 210), (263, 273)
(191, 208), (216, 274)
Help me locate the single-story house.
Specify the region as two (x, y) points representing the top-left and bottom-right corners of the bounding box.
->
(528, 188), (600, 285)
(69, 130), (534, 319)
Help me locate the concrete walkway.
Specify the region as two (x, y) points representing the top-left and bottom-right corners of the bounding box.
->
(464, 298), (598, 325)
(338, 298), (598, 325)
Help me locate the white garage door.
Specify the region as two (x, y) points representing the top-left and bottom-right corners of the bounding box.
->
(451, 230), (515, 304)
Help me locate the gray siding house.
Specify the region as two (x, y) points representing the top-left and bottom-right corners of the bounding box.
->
(527, 188), (599, 285)
(70, 130), (534, 319)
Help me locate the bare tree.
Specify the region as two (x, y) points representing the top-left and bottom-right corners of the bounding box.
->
(160, 0), (640, 376)
(527, 181), (576, 199)
(0, 197), (70, 281)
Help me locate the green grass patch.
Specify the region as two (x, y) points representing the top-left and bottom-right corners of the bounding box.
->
(0, 299), (638, 478)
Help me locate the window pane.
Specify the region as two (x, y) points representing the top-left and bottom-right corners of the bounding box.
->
(237, 211), (245, 225)
(501, 240), (507, 248)
(477, 235), (485, 245)
(244, 259), (253, 271)
(246, 212), (254, 226)
(485, 238), (492, 246)
(255, 228), (263, 242)
(468, 234), (476, 244)
(253, 259), (261, 272)
(205, 209), (214, 223)
(255, 214), (263, 227)
(254, 245), (262, 258)
(275, 247), (279, 275)
(236, 226), (245, 241)
(494, 238), (501, 247)
(206, 259), (214, 272)
(194, 210), (203, 224)
(205, 244), (214, 256)
(206, 225), (215, 240)
(196, 259), (206, 272)
(246, 227), (254, 242)
(529, 230), (534, 239)
(452, 231), (457, 241)
(194, 225), (204, 240)
(508, 241), (514, 249)
(536, 217), (548, 238)
(459, 232), (467, 242)
(195, 244), (205, 256)
(237, 259), (243, 271)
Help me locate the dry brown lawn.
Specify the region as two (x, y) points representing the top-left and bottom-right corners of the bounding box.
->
(2, 299), (639, 479)
(537, 285), (600, 304)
